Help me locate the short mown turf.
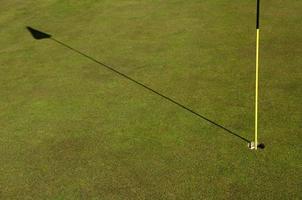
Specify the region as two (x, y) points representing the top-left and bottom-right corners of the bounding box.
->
(0, 0), (301, 199)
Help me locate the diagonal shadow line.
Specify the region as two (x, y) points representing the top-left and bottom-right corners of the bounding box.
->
(50, 37), (250, 143)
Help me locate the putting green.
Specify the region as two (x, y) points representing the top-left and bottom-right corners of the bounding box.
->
(0, 0), (301, 199)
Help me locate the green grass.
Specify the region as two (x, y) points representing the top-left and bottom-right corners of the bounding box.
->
(0, 0), (301, 199)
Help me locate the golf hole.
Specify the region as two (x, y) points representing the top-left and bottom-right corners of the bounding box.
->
(248, 142), (265, 150)
(258, 143), (265, 149)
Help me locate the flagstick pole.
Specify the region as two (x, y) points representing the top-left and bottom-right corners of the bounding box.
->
(255, 0), (260, 150)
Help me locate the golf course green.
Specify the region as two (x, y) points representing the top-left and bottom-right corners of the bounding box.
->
(0, 0), (301, 199)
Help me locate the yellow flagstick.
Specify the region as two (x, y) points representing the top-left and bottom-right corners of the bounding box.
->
(254, 0), (260, 150)
(255, 29), (259, 150)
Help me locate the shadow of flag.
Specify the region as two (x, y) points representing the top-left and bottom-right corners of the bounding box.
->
(25, 25), (252, 145)
(26, 26), (52, 40)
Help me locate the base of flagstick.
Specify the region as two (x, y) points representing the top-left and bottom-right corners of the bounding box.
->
(248, 142), (265, 150)
(248, 142), (256, 150)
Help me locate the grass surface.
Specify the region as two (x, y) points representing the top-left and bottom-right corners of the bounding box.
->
(0, 0), (301, 199)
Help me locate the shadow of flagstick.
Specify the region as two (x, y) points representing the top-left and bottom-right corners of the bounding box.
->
(26, 26), (251, 144)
